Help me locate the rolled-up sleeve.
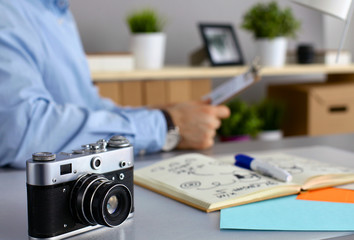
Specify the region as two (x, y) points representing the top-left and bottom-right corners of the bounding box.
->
(0, 2), (166, 168)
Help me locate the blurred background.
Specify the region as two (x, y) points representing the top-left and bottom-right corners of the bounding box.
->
(71, 0), (353, 101)
(75, 0), (354, 141)
(71, 0), (330, 65)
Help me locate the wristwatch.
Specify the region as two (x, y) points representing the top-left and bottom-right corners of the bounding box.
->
(161, 110), (180, 151)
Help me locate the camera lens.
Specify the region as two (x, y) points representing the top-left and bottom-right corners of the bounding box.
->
(91, 182), (132, 227)
(107, 195), (118, 214)
(70, 174), (132, 227)
(70, 174), (105, 225)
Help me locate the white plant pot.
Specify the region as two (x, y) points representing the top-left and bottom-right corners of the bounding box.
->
(257, 130), (283, 141)
(256, 37), (287, 67)
(131, 32), (166, 70)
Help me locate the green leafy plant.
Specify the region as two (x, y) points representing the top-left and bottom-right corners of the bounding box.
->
(256, 99), (285, 131)
(126, 8), (165, 33)
(241, 1), (301, 39)
(218, 99), (262, 137)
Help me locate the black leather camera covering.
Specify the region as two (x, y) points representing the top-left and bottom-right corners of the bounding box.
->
(27, 167), (134, 238)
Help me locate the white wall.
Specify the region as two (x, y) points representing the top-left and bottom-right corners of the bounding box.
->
(70, 0), (324, 65)
(323, 13), (354, 57)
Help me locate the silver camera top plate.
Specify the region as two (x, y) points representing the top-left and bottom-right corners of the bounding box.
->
(26, 145), (134, 186)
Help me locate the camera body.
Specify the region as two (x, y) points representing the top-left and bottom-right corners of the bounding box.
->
(26, 136), (134, 239)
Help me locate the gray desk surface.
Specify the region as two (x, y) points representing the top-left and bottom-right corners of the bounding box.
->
(2, 133), (354, 240)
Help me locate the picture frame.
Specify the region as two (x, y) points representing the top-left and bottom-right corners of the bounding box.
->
(199, 23), (244, 66)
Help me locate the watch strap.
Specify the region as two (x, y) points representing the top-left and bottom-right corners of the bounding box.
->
(161, 110), (180, 151)
(161, 110), (175, 130)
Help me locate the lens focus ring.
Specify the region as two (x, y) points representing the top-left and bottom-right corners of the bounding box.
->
(70, 173), (132, 227)
(70, 174), (105, 225)
(91, 182), (132, 227)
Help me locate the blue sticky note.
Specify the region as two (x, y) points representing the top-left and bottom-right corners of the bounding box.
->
(220, 195), (354, 231)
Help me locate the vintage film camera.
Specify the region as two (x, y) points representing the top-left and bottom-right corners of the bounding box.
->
(26, 136), (134, 239)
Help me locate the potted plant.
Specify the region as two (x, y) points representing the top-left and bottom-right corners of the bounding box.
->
(218, 99), (262, 142)
(126, 8), (166, 69)
(241, 1), (301, 67)
(256, 99), (285, 141)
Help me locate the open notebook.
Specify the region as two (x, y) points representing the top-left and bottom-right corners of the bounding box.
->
(134, 152), (354, 212)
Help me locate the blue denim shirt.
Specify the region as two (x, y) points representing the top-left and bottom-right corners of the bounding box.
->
(0, 0), (166, 168)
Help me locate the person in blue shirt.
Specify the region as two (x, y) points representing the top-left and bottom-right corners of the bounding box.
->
(0, 0), (230, 168)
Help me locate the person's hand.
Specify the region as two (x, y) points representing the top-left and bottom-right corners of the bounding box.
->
(165, 101), (230, 150)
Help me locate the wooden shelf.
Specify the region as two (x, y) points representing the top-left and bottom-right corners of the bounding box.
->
(91, 66), (246, 81)
(260, 64), (354, 76)
(92, 63), (354, 108)
(91, 64), (354, 82)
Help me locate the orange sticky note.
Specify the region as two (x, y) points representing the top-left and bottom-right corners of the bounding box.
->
(297, 187), (354, 204)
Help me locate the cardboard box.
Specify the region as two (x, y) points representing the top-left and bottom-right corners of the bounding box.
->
(268, 81), (354, 136)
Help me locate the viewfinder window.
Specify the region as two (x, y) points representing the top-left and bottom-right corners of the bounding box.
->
(60, 163), (72, 175)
